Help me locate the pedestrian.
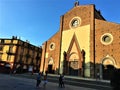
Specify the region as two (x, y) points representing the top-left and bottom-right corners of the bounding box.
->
(61, 74), (65, 88)
(96, 72), (100, 80)
(36, 72), (42, 87)
(13, 69), (16, 74)
(59, 74), (62, 87)
(43, 73), (48, 88)
(59, 74), (65, 88)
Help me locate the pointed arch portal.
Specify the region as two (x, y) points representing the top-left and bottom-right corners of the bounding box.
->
(68, 52), (80, 76)
(65, 34), (83, 76)
(100, 56), (116, 80)
(48, 57), (54, 74)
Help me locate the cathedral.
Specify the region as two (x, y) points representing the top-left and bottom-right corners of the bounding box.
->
(40, 1), (120, 79)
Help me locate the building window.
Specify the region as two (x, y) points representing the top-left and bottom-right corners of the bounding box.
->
(71, 19), (79, 27)
(0, 45), (3, 51)
(7, 55), (11, 61)
(102, 35), (111, 43)
(69, 17), (81, 29)
(49, 43), (55, 50)
(1, 40), (4, 44)
(9, 45), (13, 52)
(101, 33), (113, 45)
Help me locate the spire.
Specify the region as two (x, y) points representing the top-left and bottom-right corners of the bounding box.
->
(74, 0), (79, 7)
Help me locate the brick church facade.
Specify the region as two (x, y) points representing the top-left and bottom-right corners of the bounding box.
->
(40, 1), (120, 79)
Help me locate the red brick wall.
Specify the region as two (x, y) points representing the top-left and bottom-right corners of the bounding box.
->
(41, 31), (61, 73)
(62, 5), (94, 30)
(95, 19), (120, 67)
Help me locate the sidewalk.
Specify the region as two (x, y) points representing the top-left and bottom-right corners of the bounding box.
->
(47, 73), (110, 83)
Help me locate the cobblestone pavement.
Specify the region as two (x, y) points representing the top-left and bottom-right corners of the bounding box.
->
(0, 74), (96, 90)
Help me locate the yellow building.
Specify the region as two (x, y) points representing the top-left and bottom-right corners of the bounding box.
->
(0, 36), (42, 73)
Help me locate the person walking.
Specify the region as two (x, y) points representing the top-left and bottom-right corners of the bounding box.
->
(96, 72), (100, 80)
(61, 74), (65, 88)
(36, 72), (42, 87)
(59, 74), (65, 88)
(59, 74), (62, 87)
(43, 75), (48, 87)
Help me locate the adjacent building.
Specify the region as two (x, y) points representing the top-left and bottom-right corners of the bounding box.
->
(40, 1), (120, 80)
(0, 36), (42, 73)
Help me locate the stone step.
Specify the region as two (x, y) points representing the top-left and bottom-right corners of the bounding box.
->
(14, 73), (112, 90)
(47, 74), (112, 90)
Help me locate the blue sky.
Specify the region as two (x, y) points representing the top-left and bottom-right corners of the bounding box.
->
(0, 0), (120, 46)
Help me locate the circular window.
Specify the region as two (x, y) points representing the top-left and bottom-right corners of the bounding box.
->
(49, 43), (55, 50)
(70, 17), (81, 28)
(71, 19), (79, 27)
(101, 33), (113, 45)
(102, 35), (111, 42)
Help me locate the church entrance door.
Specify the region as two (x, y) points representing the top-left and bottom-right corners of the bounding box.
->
(101, 57), (116, 80)
(103, 65), (114, 80)
(48, 57), (54, 74)
(69, 60), (79, 76)
(48, 65), (53, 74)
